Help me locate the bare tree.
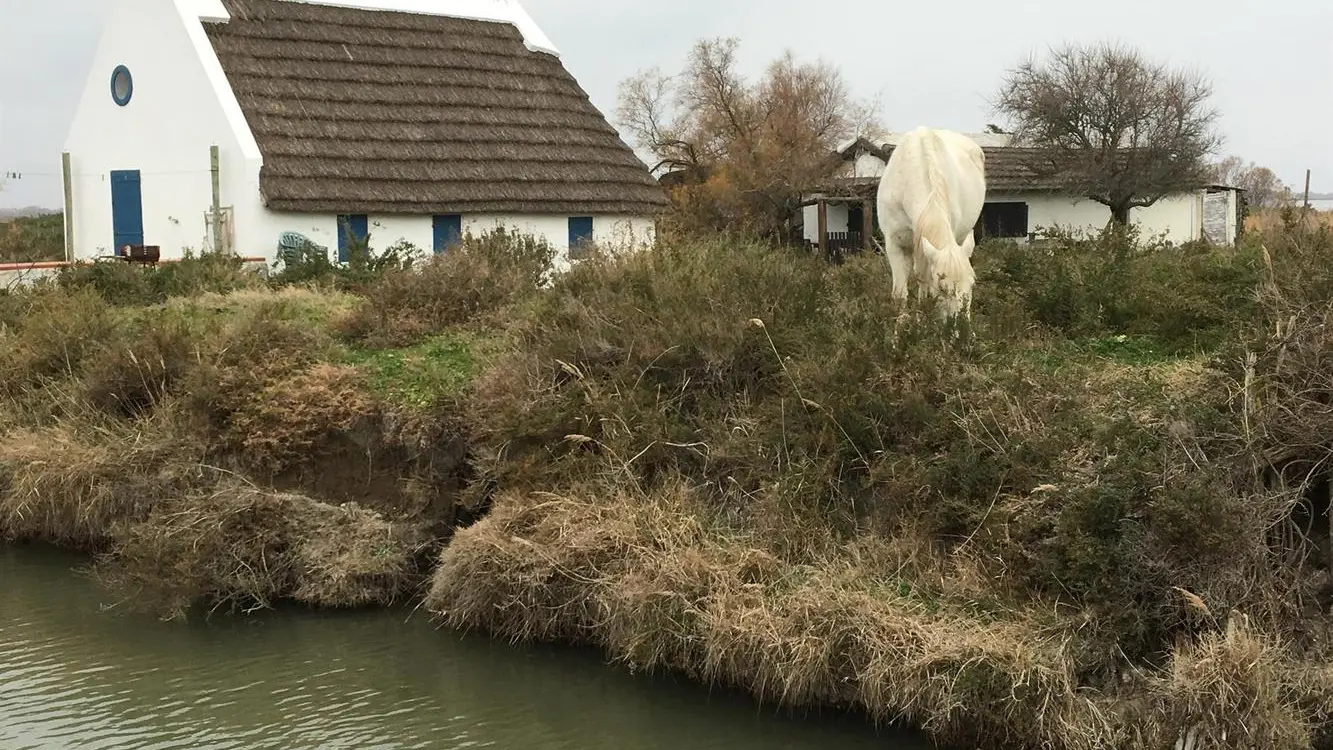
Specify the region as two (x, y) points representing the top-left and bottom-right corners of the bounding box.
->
(1211, 156), (1292, 209)
(994, 41), (1223, 225)
(616, 38), (881, 240)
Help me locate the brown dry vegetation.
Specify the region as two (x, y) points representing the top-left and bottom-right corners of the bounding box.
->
(5, 217), (1333, 748)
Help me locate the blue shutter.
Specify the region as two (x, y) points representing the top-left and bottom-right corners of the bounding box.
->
(336, 214), (368, 263)
(109, 169), (144, 251)
(110, 169), (144, 253)
(568, 216), (593, 249)
(432, 214), (462, 253)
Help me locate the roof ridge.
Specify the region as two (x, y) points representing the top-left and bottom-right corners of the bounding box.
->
(229, 0), (561, 56)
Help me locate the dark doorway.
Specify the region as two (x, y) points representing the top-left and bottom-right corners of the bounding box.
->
(847, 204), (864, 235)
(977, 201), (1029, 240)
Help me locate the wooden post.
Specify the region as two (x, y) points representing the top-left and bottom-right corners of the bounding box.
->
(210, 145), (222, 254)
(61, 152), (74, 263)
(861, 197), (874, 253)
(1303, 169), (1312, 210)
(817, 198), (828, 260)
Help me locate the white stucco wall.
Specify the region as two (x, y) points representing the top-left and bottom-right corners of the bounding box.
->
(255, 211), (658, 272)
(987, 192), (1115, 240)
(803, 188), (1238, 247)
(994, 190), (1233, 245)
(802, 203), (852, 243)
(1131, 194), (1202, 245)
(62, 0), (260, 261)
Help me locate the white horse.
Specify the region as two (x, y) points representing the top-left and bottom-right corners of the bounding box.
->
(875, 127), (987, 320)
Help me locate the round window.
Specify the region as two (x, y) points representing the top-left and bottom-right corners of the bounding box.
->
(110, 65), (133, 107)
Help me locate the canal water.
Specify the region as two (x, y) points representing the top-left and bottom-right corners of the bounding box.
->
(0, 546), (933, 750)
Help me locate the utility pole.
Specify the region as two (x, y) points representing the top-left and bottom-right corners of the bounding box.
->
(210, 145), (222, 254)
(62, 152), (74, 263)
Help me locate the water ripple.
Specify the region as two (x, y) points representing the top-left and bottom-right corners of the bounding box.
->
(1, 546), (919, 750)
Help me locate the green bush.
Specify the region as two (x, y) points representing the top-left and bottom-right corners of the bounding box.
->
(53, 252), (259, 306)
(334, 226), (556, 349)
(269, 232), (424, 290)
(974, 224), (1266, 353)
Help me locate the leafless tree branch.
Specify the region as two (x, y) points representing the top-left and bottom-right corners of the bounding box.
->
(615, 37), (882, 240)
(993, 40), (1223, 225)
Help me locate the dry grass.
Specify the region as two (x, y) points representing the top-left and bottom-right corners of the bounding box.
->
(332, 226), (556, 348)
(0, 408), (208, 548)
(94, 483), (435, 620)
(1246, 206), (1333, 234)
(228, 362), (381, 475)
(425, 224), (1333, 749)
(428, 480), (1125, 749)
(1136, 615), (1330, 749)
(0, 279), (476, 616)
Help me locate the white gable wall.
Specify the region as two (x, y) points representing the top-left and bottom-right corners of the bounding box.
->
(834, 152), (887, 180)
(62, 0), (261, 260)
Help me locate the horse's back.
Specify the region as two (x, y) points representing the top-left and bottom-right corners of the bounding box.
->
(879, 127), (985, 243)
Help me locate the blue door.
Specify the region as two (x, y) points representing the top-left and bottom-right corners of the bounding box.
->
(432, 214), (462, 253)
(336, 214), (368, 263)
(568, 216), (593, 249)
(110, 170), (144, 253)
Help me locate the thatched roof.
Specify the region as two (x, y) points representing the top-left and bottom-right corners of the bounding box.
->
(818, 145), (1079, 196)
(203, 0), (668, 215)
(979, 147), (1082, 192)
(820, 142), (1232, 198)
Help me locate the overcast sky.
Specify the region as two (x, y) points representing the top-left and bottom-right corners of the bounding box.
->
(2, 0), (1330, 210)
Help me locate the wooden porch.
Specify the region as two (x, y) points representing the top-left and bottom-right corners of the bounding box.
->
(799, 192), (878, 263)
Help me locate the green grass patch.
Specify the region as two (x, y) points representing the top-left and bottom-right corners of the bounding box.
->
(340, 333), (478, 409)
(1083, 333), (1175, 365)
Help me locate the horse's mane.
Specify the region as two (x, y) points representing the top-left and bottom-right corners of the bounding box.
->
(918, 130), (952, 209)
(911, 130), (960, 255)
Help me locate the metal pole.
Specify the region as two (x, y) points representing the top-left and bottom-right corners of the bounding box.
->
(61, 152), (74, 262)
(210, 145), (222, 254)
(861, 197), (874, 253)
(817, 199), (828, 259)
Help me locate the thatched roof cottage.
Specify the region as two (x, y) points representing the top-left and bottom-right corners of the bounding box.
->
(61, 0), (667, 266)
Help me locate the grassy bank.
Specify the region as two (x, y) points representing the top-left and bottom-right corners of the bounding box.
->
(4, 216), (1333, 748)
(0, 238), (536, 617)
